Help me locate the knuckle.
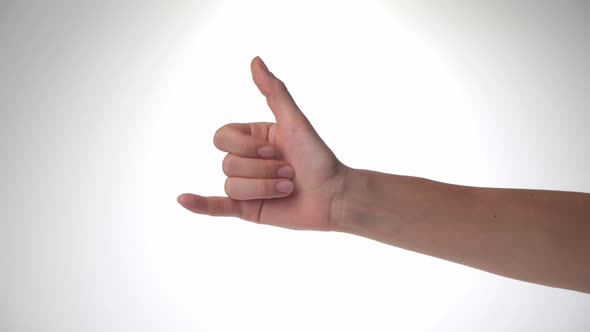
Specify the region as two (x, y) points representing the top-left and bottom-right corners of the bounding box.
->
(260, 180), (274, 197)
(238, 141), (251, 154)
(275, 79), (287, 92)
(274, 77), (285, 87)
(257, 160), (273, 178)
(209, 198), (224, 213)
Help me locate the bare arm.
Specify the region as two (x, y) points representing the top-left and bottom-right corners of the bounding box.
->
(178, 56), (590, 294)
(331, 167), (590, 293)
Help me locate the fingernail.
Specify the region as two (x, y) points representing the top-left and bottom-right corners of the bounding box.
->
(276, 181), (294, 193)
(277, 165), (295, 178)
(257, 146), (275, 158)
(259, 57), (269, 74)
(259, 57), (276, 78)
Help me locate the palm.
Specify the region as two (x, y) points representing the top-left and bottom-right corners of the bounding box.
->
(251, 121), (344, 230)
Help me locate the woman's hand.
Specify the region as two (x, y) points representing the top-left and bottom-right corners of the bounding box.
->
(177, 56), (348, 231)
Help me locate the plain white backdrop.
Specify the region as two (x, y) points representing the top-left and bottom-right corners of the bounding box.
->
(1, 1), (589, 331)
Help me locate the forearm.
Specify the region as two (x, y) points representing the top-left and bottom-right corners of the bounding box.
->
(331, 167), (590, 293)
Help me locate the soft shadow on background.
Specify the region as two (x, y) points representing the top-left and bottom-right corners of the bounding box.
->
(1, 1), (589, 331)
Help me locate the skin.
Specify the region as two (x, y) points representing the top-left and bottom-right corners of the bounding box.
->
(177, 56), (590, 294)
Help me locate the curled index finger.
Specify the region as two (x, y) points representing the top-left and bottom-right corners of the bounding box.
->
(213, 123), (275, 159)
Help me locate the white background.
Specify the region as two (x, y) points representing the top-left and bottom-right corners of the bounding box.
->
(1, 1), (589, 331)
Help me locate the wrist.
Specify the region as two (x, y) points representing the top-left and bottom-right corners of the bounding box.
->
(329, 167), (431, 240)
(330, 167), (380, 234)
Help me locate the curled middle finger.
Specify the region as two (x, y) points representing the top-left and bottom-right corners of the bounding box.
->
(222, 154), (295, 179)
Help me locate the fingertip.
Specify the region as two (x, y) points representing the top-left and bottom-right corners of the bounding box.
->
(178, 193), (201, 206)
(254, 56), (269, 73)
(177, 193), (190, 206)
(251, 56), (274, 97)
(251, 55), (261, 68)
(177, 193), (210, 215)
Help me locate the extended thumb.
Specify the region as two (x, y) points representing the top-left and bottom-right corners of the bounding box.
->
(251, 56), (313, 130)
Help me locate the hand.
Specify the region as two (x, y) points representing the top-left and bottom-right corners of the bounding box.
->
(177, 56), (348, 231)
